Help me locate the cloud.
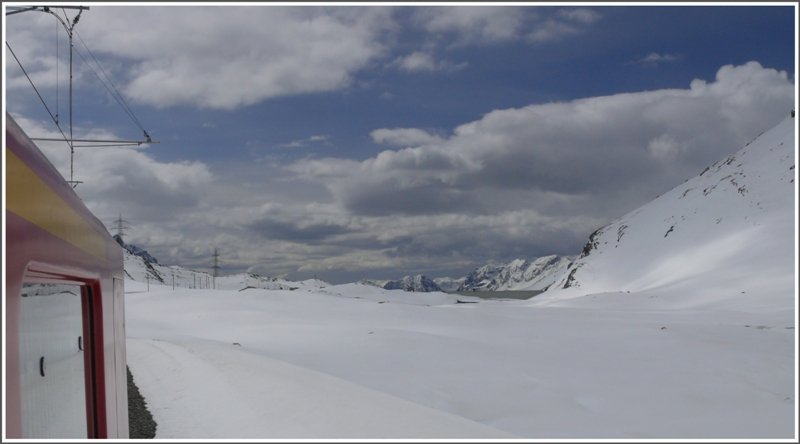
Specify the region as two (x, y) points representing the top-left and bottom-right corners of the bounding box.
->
(5, 10), (96, 97)
(7, 6), (395, 110)
(635, 52), (682, 66)
(528, 7), (602, 43)
(9, 59), (794, 284)
(556, 8), (602, 24)
(370, 128), (445, 147)
(291, 62), (794, 222)
(391, 51), (467, 73)
(412, 6), (601, 47)
(6, 5), (601, 112)
(647, 134), (684, 160)
(275, 134), (333, 149)
(413, 6), (527, 44)
(11, 115), (213, 224)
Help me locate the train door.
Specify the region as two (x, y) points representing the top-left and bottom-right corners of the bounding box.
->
(18, 282), (95, 438)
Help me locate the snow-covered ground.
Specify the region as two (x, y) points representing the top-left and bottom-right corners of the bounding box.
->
(125, 279), (795, 439)
(124, 116), (796, 439)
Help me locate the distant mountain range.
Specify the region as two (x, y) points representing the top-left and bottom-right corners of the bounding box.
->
(380, 254), (572, 293)
(383, 274), (442, 292)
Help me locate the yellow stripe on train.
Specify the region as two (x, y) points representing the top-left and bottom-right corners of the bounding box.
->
(6, 148), (107, 261)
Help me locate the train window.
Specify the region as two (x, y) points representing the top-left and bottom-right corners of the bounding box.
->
(19, 283), (89, 438)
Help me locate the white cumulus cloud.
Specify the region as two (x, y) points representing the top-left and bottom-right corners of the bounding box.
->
(46, 6), (396, 110)
(291, 62), (794, 222)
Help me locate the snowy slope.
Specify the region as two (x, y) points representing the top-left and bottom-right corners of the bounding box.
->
(540, 116), (796, 311)
(123, 249), (214, 288)
(457, 255), (573, 292)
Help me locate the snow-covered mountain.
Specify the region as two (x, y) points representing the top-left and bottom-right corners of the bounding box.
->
(123, 247), (212, 287)
(433, 276), (467, 292)
(115, 235), (160, 265)
(540, 115), (796, 310)
(383, 274), (442, 292)
(457, 255), (573, 292)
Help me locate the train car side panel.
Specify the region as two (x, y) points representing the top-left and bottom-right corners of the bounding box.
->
(5, 114), (127, 438)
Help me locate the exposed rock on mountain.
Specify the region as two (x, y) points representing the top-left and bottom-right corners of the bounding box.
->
(384, 275), (442, 292)
(433, 276), (467, 292)
(457, 255), (573, 292)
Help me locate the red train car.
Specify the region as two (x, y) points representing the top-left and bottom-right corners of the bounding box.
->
(5, 113), (129, 438)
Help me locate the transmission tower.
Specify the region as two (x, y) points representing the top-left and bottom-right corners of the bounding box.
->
(212, 248), (221, 289)
(212, 248), (221, 277)
(113, 213), (130, 241)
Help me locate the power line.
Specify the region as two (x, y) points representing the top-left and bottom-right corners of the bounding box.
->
(6, 40), (71, 149)
(73, 29), (152, 141)
(8, 5), (155, 188)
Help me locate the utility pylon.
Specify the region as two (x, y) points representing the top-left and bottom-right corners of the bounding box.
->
(114, 213), (131, 241)
(212, 248), (220, 289)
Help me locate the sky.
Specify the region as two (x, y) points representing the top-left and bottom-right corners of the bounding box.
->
(3, 2), (797, 284)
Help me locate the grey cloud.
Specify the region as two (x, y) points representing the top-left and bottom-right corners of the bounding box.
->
(338, 182), (475, 216)
(12, 116), (213, 222)
(291, 62), (795, 220)
(250, 218), (354, 243)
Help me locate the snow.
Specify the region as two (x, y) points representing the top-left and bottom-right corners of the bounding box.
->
(125, 282), (795, 439)
(126, 338), (510, 439)
(123, 116), (796, 439)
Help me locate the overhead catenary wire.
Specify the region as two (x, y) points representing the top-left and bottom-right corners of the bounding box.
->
(6, 40), (71, 148)
(8, 5), (157, 186)
(73, 29), (152, 142)
(72, 143), (144, 148)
